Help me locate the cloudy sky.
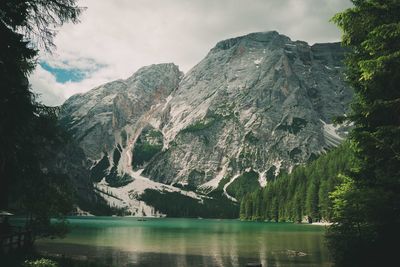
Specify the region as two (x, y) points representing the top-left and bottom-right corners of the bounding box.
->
(30, 0), (352, 106)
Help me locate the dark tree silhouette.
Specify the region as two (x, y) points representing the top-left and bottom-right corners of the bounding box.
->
(0, 0), (83, 237)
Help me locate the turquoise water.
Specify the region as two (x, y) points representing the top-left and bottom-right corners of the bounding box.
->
(36, 217), (331, 267)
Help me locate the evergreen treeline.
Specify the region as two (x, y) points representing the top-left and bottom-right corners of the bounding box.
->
(240, 143), (354, 223)
(140, 189), (239, 218)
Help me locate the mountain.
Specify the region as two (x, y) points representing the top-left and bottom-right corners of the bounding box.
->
(59, 31), (352, 216)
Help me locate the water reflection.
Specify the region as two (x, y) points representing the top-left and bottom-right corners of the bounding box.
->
(36, 217), (331, 267)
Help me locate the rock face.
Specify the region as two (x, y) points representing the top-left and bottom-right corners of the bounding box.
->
(60, 63), (182, 159)
(59, 31), (352, 213)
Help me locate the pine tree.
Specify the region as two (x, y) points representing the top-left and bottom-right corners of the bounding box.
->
(239, 143), (353, 223)
(239, 197), (246, 219)
(327, 1), (400, 266)
(306, 175), (320, 222)
(0, 0), (83, 237)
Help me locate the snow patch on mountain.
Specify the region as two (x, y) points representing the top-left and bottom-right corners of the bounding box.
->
(320, 119), (343, 147)
(199, 163), (228, 191)
(223, 174), (240, 202)
(258, 171), (267, 187)
(273, 160), (283, 177)
(95, 169), (206, 216)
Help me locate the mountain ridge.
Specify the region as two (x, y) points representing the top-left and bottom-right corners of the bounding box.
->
(59, 31), (352, 216)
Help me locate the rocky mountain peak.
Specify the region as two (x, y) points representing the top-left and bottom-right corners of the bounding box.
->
(212, 31), (287, 51)
(142, 31), (351, 188)
(126, 63), (183, 89)
(59, 31), (353, 215)
(60, 63), (182, 159)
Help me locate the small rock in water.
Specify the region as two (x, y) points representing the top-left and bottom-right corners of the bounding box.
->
(286, 249), (307, 257)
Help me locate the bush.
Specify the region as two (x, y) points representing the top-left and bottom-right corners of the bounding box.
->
(24, 259), (58, 267)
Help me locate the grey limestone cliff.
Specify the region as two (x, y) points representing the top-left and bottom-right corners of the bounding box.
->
(59, 31), (352, 206)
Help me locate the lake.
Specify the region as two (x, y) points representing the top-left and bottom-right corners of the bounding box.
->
(36, 217), (331, 267)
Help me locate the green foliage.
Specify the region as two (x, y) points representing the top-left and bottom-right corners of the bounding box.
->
(3, 253), (109, 267)
(90, 154), (110, 183)
(112, 145), (122, 167)
(24, 259), (58, 267)
(226, 170), (260, 200)
(276, 117), (308, 134)
(327, 1), (400, 266)
(216, 176), (231, 190)
(132, 129), (163, 168)
(75, 191), (117, 216)
(244, 131), (259, 143)
(140, 189), (239, 218)
(96, 145), (127, 188)
(188, 169), (205, 186)
(265, 166), (277, 181)
(120, 130), (127, 147)
(105, 167), (133, 188)
(171, 182), (197, 192)
(0, 0), (84, 51)
(88, 146), (123, 181)
(240, 144), (354, 222)
(326, 175), (382, 266)
(7, 114), (76, 238)
(0, 0), (83, 239)
(289, 147), (302, 160)
(327, 0), (400, 266)
(132, 143), (162, 168)
(0, 10), (37, 210)
(181, 117), (217, 133)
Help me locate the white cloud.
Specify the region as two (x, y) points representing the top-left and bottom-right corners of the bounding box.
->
(30, 65), (65, 106)
(29, 0), (352, 106)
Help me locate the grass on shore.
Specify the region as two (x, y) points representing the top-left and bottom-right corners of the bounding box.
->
(0, 249), (108, 267)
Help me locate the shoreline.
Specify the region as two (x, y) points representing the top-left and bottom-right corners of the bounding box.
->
(64, 215), (333, 226)
(305, 222), (332, 226)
